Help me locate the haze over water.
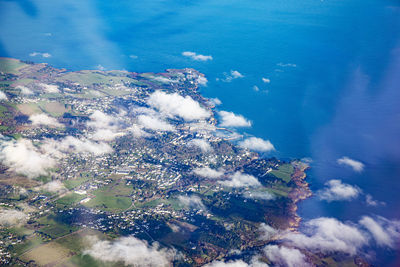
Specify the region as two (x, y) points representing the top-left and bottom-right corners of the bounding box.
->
(1, 0), (400, 265)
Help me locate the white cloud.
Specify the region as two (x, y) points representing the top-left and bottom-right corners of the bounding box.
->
(29, 52), (51, 58)
(249, 257), (270, 267)
(88, 90), (104, 97)
(128, 124), (150, 138)
(259, 223), (279, 240)
(147, 91), (211, 121)
(264, 245), (309, 267)
(231, 70), (244, 79)
(84, 236), (174, 267)
(197, 76), (208, 86)
(301, 157), (313, 164)
(96, 64), (106, 71)
(129, 54), (138, 59)
(204, 260), (256, 267)
(219, 172), (261, 188)
(0, 209), (28, 226)
(88, 110), (115, 129)
(40, 180), (66, 193)
(253, 86), (260, 92)
(0, 138), (56, 178)
(218, 70), (245, 82)
(182, 51), (213, 61)
(188, 122), (217, 133)
(205, 257), (269, 267)
(0, 91), (8, 100)
(285, 217), (368, 255)
(262, 78), (270, 83)
(365, 194), (385, 207)
(0, 133), (111, 179)
(243, 190), (275, 201)
(188, 139), (213, 152)
(60, 136), (112, 155)
(87, 110), (124, 141)
(317, 179), (361, 202)
(193, 166), (224, 179)
(238, 137), (275, 152)
(137, 115), (175, 132)
(215, 130), (243, 141)
(277, 63), (297, 68)
(178, 195), (206, 211)
(130, 106), (159, 116)
(38, 83), (59, 93)
(284, 215), (400, 256)
(210, 98), (222, 106)
(30, 113), (63, 127)
(359, 216), (400, 248)
(16, 85), (34, 95)
(43, 136), (112, 156)
(152, 76), (178, 84)
(337, 156), (364, 172)
(218, 111), (251, 127)
(90, 128), (124, 141)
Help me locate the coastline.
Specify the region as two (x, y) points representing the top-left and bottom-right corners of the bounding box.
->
(287, 161), (312, 231)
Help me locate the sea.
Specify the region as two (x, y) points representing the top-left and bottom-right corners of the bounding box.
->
(0, 0), (399, 265)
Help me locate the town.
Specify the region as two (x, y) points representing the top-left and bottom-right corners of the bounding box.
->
(0, 58), (307, 266)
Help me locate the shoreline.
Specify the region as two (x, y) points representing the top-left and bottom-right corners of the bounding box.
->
(287, 161), (312, 231)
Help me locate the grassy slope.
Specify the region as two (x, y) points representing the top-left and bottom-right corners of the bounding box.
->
(0, 58), (28, 74)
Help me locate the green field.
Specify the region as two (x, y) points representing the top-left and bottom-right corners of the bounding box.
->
(270, 163), (294, 183)
(7, 227), (34, 236)
(112, 181), (134, 195)
(13, 78), (36, 86)
(55, 228), (103, 253)
(0, 103), (10, 117)
(38, 101), (68, 116)
(268, 188), (289, 197)
(40, 223), (76, 239)
(267, 181), (292, 197)
(11, 235), (44, 256)
(63, 176), (90, 190)
(15, 228), (108, 266)
(85, 191), (132, 211)
(17, 102), (41, 115)
(57, 71), (112, 86)
(57, 71), (134, 86)
(84, 181), (133, 212)
(56, 193), (86, 206)
(0, 103), (14, 132)
(75, 90), (107, 99)
(0, 58), (27, 74)
(35, 175), (52, 184)
(68, 254), (114, 267)
(98, 87), (131, 96)
(19, 241), (71, 266)
(36, 215), (78, 239)
(135, 198), (161, 209)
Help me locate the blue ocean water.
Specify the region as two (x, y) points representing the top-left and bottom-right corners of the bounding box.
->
(1, 0), (400, 265)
